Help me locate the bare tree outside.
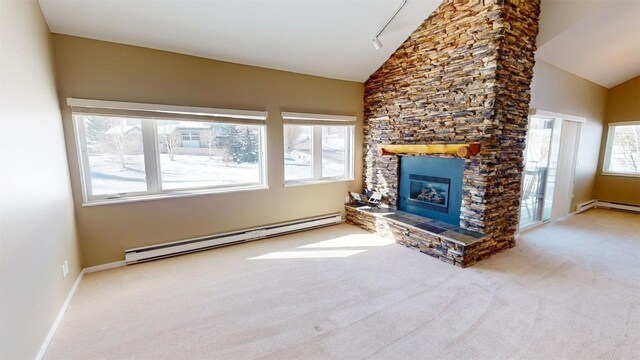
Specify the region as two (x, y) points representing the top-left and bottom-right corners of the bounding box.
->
(100, 118), (139, 169)
(283, 125), (313, 180)
(113, 121), (128, 169)
(159, 121), (181, 161)
(202, 125), (217, 160)
(284, 126), (303, 154)
(610, 125), (640, 172)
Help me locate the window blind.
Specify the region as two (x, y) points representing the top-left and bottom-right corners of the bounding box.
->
(281, 111), (356, 126)
(67, 98), (267, 126)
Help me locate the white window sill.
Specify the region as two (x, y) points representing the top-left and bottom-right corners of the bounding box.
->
(600, 172), (640, 178)
(82, 184), (269, 207)
(284, 178), (354, 187)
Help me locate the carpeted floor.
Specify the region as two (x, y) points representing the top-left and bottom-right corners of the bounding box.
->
(45, 208), (640, 359)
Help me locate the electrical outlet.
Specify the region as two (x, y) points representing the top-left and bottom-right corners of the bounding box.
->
(344, 196), (350, 204)
(62, 260), (69, 278)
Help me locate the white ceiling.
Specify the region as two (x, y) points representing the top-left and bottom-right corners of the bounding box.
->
(38, 0), (441, 82)
(536, 0), (640, 89)
(38, 0), (640, 88)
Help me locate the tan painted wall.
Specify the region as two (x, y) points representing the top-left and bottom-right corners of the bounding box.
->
(0, 2), (83, 359)
(594, 76), (640, 205)
(529, 60), (608, 211)
(536, 1), (605, 47)
(51, 35), (364, 267)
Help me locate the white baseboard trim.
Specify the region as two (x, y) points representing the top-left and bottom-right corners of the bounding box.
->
(35, 260), (126, 359)
(35, 269), (85, 360)
(83, 260), (126, 274)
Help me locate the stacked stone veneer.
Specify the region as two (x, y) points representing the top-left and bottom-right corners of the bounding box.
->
(362, 0), (540, 264)
(346, 206), (486, 267)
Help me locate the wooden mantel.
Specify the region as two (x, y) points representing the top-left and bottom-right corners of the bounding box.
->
(378, 144), (481, 159)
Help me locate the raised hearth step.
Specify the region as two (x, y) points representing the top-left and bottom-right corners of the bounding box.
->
(346, 204), (485, 246)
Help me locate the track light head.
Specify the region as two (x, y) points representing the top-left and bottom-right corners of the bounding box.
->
(371, 0), (406, 51)
(372, 37), (383, 50)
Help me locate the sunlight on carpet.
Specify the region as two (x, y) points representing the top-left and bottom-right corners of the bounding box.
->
(297, 234), (396, 249)
(248, 249), (367, 260)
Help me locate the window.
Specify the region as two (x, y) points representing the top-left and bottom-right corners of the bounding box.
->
(180, 131), (201, 148)
(282, 112), (355, 184)
(69, 98), (267, 204)
(602, 121), (640, 176)
(284, 125), (313, 180)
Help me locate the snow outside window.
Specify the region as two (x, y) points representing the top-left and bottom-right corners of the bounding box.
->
(283, 120), (354, 184)
(70, 99), (267, 204)
(602, 121), (640, 177)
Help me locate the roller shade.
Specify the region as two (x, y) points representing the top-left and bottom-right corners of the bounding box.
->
(68, 98), (267, 126)
(282, 111), (356, 126)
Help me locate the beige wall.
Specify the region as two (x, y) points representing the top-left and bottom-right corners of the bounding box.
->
(594, 76), (640, 205)
(529, 60), (608, 211)
(0, 2), (83, 359)
(51, 35), (364, 267)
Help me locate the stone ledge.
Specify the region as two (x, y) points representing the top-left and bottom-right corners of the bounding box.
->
(345, 204), (487, 267)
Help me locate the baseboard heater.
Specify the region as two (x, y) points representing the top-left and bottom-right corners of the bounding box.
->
(124, 213), (342, 265)
(593, 201), (640, 213)
(576, 200), (640, 214)
(576, 200), (598, 213)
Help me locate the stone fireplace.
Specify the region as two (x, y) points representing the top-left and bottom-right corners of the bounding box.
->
(347, 0), (540, 267)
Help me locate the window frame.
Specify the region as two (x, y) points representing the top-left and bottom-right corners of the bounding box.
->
(282, 112), (356, 186)
(69, 98), (269, 205)
(601, 121), (640, 178)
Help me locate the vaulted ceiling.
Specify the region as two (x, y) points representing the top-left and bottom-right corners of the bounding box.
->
(536, 0), (640, 89)
(38, 0), (640, 88)
(38, 0), (441, 82)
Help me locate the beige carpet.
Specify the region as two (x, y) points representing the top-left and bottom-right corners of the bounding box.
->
(45, 208), (640, 360)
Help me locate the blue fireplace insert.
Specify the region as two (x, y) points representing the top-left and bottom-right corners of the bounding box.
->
(398, 156), (464, 226)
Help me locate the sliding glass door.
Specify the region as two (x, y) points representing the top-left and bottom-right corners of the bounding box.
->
(520, 115), (580, 229)
(520, 116), (557, 227)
